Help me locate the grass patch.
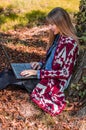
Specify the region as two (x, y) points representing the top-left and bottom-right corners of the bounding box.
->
(0, 0), (80, 31)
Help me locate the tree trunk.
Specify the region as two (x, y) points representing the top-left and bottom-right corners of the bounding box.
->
(72, 0), (86, 84)
(72, 50), (86, 84)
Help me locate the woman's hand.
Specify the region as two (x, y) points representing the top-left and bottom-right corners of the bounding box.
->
(20, 70), (37, 77)
(30, 62), (41, 70)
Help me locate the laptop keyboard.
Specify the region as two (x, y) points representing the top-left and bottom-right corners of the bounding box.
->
(11, 63), (32, 79)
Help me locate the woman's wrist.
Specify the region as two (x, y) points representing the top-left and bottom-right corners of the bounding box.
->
(34, 70), (37, 75)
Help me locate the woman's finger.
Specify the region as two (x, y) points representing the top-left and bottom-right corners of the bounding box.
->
(33, 64), (38, 69)
(20, 70), (28, 75)
(21, 73), (29, 77)
(36, 65), (40, 70)
(31, 63), (36, 69)
(31, 63), (38, 69)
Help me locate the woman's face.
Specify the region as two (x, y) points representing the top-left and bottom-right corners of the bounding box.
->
(49, 24), (60, 35)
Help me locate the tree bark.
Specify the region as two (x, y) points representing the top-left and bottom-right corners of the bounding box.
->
(72, 50), (86, 84)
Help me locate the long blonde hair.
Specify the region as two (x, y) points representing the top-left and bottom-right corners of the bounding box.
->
(46, 7), (79, 49)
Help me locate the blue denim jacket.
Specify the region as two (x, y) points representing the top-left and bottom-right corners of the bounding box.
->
(37, 34), (60, 79)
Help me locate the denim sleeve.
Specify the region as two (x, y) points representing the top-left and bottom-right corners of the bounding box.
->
(37, 70), (40, 79)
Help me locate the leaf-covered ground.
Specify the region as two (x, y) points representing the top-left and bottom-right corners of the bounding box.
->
(0, 26), (86, 130)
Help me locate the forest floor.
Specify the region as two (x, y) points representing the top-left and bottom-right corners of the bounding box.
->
(0, 25), (86, 130)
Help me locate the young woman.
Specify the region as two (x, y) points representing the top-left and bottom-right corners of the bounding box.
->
(0, 7), (79, 116)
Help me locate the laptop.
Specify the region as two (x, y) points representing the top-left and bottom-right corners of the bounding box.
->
(1, 44), (36, 79)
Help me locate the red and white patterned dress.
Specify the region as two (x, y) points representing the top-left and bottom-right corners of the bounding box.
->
(31, 35), (79, 116)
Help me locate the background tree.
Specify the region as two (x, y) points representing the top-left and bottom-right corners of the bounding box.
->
(69, 0), (86, 113)
(72, 0), (86, 84)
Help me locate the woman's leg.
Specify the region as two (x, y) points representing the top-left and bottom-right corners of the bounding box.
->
(0, 68), (23, 90)
(0, 68), (40, 92)
(22, 79), (40, 93)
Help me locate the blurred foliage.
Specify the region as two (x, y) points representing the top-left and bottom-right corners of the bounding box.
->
(25, 10), (46, 27)
(82, 76), (86, 83)
(70, 82), (86, 99)
(0, 0), (80, 31)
